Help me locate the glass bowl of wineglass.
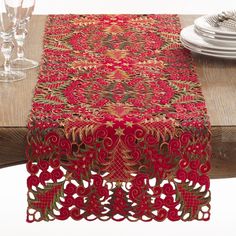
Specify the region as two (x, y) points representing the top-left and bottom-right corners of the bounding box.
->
(6, 0), (38, 70)
(0, 0), (25, 82)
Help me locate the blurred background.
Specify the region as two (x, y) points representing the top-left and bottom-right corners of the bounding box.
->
(35, 0), (236, 14)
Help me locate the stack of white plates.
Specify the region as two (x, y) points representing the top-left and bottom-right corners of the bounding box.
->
(180, 14), (236, 59)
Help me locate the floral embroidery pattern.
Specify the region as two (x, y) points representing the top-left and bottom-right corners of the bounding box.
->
(26, 15), (211, 222)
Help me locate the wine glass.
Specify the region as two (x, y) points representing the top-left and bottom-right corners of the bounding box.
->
(0, 0), (25, 82)
(7, 0), (38, 70)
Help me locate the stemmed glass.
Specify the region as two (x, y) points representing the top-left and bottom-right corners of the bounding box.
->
(0, 0), (25, 82)
(7, 0), (38, 70)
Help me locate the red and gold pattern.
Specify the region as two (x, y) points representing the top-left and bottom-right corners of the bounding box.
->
(26, 15), (211, 222)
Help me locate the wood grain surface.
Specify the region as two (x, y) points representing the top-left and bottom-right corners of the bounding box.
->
(0, 16), (46, 127)
(0, 15), (235, 179)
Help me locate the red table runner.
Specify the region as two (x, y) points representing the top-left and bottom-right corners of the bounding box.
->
(26, 15), (211, 222)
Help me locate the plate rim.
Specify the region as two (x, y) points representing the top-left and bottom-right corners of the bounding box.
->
(194, 26), (236, 41)
(182, 43), (236, 59)
(181, 38), (236, 55)
(181, 40), (236, 59)
(180, 25), (236, 51)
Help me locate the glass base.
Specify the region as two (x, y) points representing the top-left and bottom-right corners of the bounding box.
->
(0, 70), (26, 83)
(11, 57), (39, 70)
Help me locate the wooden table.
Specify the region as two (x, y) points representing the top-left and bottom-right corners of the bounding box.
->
(0, 15), (235, 179)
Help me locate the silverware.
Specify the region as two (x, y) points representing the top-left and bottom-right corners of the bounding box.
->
(205, 15), (222, 27)
(218, 19), (236, 30)
(206, 10), (236, 30)
(218, 11), (236, 22)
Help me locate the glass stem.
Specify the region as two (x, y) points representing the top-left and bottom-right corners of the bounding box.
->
(4, 56), (11, 73)
(17, 41), (25, 59)
(1, 39), (14, 73)
(15, 27), (27, 59)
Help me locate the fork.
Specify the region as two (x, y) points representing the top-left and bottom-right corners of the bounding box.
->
(218, 11), (236, 22)
(205, 10), (236, 30)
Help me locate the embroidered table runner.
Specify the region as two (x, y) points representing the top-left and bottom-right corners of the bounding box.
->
(26, 15), (211, 222)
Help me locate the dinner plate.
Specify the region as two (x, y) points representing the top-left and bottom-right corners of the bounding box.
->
(180, 36), (236, 53)
(194, 27), (236, 47)
(181, 38), (236, 56)
(180, 38), (236, 54)
(194, 15), (236, 36)
(180, 25), (236, 51)
(194, 25), (236, 40)
(181, 40), (236, 59)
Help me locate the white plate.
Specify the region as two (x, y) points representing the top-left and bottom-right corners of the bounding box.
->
(181, 42), (236, 59)
(194, 15), (236, 36)
(181, 38), (236, 54)
(181, 40), (236, 59)
(194, 27), (236, 47)
(180, 25), (236, 51)
(194, 25), (236, 40)
(181, 38), (236, 56)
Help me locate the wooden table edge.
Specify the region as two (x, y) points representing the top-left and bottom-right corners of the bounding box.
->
(0, 126), (236, 179)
